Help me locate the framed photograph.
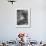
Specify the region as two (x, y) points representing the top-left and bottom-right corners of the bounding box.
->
(16, 8), (31, 28)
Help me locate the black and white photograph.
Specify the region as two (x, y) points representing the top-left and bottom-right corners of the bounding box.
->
(16, 8), (31, 28)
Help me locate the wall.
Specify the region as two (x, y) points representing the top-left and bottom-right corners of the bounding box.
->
(0, 0), (46, 41)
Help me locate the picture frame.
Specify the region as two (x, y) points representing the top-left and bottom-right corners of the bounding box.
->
(16, 8), (31, 28)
